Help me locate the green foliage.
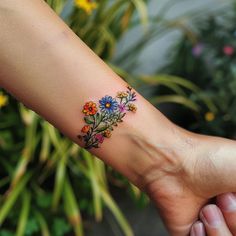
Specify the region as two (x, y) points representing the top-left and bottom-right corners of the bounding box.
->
(163, 4), (236, 137)
(52, 218), (71, 236)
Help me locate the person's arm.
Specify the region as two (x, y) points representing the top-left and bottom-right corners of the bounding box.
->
(4, 1), (236, 235)
(0, 0), (186, 188)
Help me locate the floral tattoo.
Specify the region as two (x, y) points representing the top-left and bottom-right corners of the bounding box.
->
(78, 86), (137, 149)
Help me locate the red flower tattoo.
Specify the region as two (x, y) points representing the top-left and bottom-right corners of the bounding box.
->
(78, 85), (137, 149)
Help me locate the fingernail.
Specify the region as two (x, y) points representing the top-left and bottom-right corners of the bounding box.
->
(192, 222), (206, 236)
(219, 193), (236, 212)
(201, 205), (223, 228)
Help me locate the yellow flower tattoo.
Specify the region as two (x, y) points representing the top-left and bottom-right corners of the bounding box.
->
(78, 86), (137, 149)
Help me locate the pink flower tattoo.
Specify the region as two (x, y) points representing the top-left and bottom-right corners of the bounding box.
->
(77, 85), (137, 149)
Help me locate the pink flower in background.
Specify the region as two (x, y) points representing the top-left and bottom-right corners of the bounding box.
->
(95, 133), (104, 143)
(223, 45), (234, 56)
(192, 43), (204, 57)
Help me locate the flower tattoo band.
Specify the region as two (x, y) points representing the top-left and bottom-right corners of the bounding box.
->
(77, 86), (137, 149)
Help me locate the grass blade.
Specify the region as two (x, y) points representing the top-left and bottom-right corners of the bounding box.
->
(16, 191), (31, 236)
(82, 150), (103, 221)
(140, 74), (200, 92)
(64, 177), (83, 236)
(52, 153), (68, 210)
(0, 173), (31, 225)
(150, 95), (200, 111)
(131, 0), (148, 27)
(34, 211), (51, 236)
(100, 188), (134, 236)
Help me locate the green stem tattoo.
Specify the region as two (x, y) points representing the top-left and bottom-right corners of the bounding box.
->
(77, 86), (137, 149)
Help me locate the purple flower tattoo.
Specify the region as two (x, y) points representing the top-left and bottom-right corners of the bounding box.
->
(78, 85), (137, 149)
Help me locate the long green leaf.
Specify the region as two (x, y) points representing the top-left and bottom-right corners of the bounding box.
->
(100, 188), (134, 236)
(150, 95), (200, 111)
(16, 191), (31, 236)
(140, 74), (200, 92)
(0, 173), (31, 225)
(64, 178), (83, 236)
(52, 153), (68, 210)
(130, 0), (148, 27)
(82, 150), (103, 221)
(140, 75), (217, 112)
(34, 211), (51, 236)
(39, 121), (51, 162)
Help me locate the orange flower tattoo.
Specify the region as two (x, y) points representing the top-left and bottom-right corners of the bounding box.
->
(78, 86), (137, 149)
(81, 125), (90, 133)
(82, 101), (97, 115)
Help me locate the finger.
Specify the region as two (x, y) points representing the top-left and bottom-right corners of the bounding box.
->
(200, 204), (232, 236)
(190, 221), (206, 236)
(217, 193), (236, 234)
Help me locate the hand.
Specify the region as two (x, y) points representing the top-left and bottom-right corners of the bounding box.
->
(191, 193), (236, 236)
(141, 126), (236, 236)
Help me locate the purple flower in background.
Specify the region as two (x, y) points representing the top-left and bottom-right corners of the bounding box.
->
(95, 133), (104, 143)
(118, 104), (126, 112)
(192, 43), (204, 57)
(223, 45), (234, 56)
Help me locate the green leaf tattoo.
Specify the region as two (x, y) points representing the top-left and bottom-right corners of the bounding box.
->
(77, 86), (137, 149)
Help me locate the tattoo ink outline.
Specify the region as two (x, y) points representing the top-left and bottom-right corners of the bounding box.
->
(77, 85), (137, 149)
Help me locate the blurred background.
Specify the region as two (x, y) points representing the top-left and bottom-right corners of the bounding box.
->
(0, 0), (235, 235)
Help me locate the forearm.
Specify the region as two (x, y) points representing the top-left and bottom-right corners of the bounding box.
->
(0, 0), (188, 188)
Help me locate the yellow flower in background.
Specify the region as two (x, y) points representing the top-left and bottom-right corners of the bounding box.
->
(75, 0), (98, 14)
(0, 92), (8, 108)
(205, 112), (215, 122)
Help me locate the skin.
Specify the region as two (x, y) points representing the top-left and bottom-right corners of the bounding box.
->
(0, 1), (236, 235)
(191, 193), (236, 236)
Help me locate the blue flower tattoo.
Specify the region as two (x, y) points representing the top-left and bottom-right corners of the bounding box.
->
(78, 86), (137, 149)
(99, 95), (118, 114)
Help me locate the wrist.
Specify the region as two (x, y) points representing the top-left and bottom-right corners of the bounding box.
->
(139, 125), (198, 194)
(114, 107), (194, 192)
